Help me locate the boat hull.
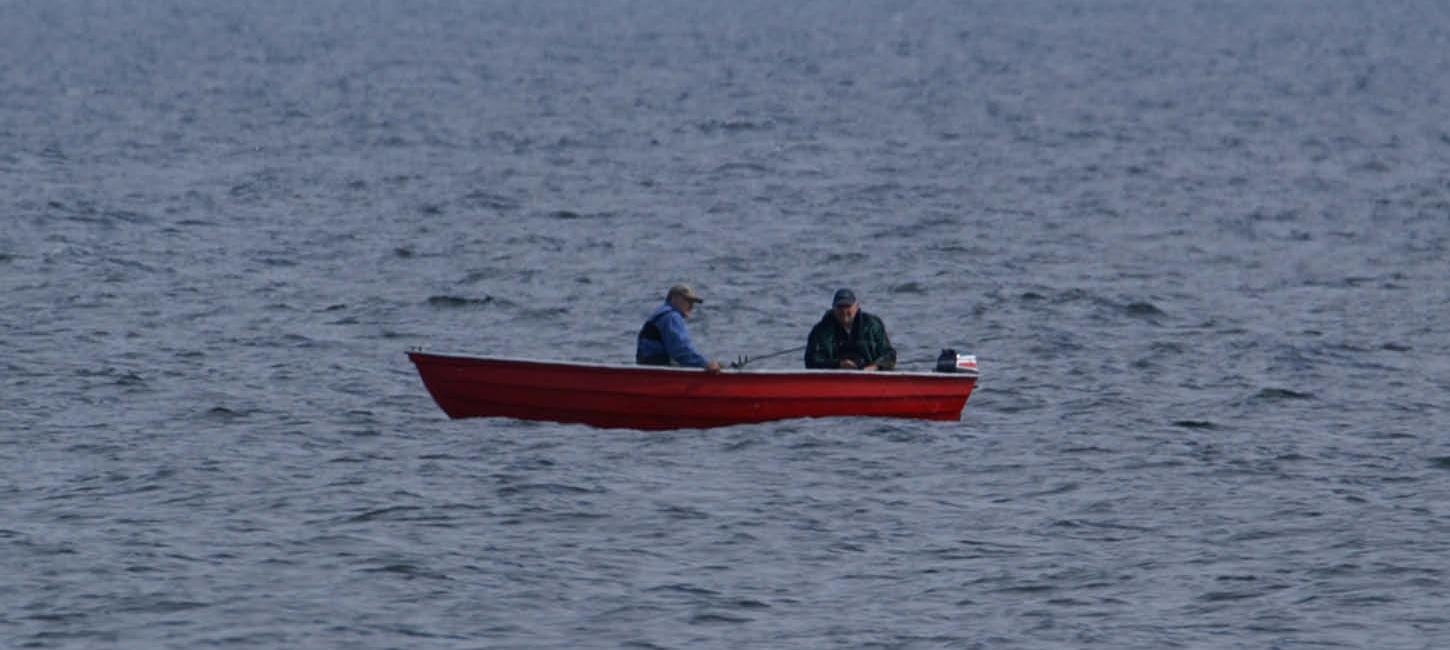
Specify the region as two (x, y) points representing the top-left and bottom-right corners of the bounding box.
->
(407, 351), (978, 430)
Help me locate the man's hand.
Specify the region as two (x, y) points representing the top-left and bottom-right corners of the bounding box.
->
(838, 359), (858, 369)
(706, 360), (722, 373)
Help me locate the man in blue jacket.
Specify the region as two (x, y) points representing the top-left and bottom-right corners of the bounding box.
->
(636, 284), (722, 373)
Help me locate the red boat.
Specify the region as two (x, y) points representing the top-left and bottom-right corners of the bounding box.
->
(407, 350), (979, 430)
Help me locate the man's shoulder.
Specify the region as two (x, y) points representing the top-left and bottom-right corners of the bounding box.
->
(656, 307), (687, 328)
(808, 312), (835, 332)
(860, 311), (890, 331)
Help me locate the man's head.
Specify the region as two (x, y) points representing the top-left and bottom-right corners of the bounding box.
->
(831, 288), (858, 325)
(667, 284), (704, 315)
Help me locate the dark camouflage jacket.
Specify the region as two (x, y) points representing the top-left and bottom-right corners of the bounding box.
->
(804, 310), (897, 370)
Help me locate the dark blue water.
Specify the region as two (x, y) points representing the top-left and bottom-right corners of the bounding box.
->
(5, 1), (1450, 647)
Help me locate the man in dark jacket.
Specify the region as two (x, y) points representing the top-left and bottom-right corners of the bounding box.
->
(805, 289), (897, 371)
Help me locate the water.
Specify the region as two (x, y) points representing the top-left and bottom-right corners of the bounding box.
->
(4, 1), (1450, 647)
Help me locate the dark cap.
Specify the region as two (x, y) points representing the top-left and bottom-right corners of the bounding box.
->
(668, 284), (703, 303)
(832, 288), (857, 307)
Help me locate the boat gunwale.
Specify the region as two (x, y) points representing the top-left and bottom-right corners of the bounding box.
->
(407, 349), (979, 379)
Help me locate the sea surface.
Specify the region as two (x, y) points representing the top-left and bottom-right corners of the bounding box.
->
(4, 1), (1450, 648)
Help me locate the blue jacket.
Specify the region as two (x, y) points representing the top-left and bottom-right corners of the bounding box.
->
(635, 304), (710, 367)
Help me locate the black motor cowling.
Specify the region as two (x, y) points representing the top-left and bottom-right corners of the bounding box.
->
(934, 349), (978, 374)
(935, 349), (960, 373)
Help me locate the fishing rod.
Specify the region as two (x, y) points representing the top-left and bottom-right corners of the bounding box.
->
(729, 345), (806, 369)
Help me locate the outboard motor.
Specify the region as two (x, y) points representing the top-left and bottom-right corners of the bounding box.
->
(934, 349), (979, 374)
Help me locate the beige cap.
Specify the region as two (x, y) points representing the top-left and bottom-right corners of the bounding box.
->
(667, 284), (703, 303)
